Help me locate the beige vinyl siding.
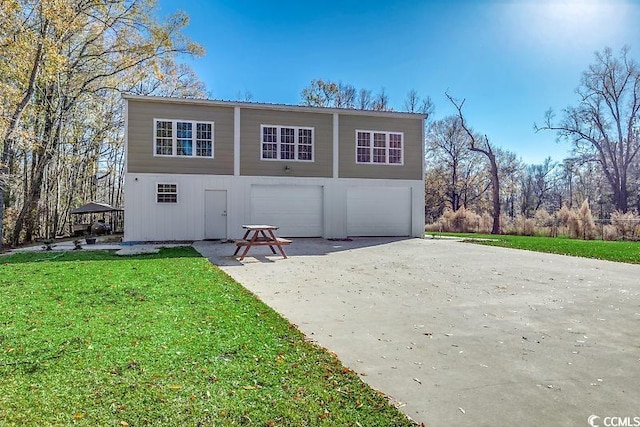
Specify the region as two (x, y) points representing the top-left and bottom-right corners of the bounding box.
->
(240, 109), (332, 177)
(338, 115), (423, 180)
(127, 100), (234, 175)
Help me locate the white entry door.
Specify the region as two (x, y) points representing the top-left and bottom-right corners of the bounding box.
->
(204, 190), (227, 239)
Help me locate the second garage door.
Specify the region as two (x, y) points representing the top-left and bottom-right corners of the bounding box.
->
(250, 185), (323, 237)
(347, 186), (412, 236)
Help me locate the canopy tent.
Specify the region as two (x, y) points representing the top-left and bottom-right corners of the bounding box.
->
(70, 202), (124, 235)
(70, 202), (123, 214)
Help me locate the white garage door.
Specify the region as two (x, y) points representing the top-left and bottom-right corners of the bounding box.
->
(347, 187), (412, 236)
(250, 185), (323, 237)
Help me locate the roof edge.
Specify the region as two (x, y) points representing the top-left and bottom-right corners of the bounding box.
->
(121, 94), (428, 120)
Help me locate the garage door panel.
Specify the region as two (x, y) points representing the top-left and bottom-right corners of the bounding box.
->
(347, 187), (411, 236)
(250, 185), (323, 237)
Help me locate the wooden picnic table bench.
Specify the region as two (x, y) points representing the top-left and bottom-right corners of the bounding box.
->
(233, 225), (291, 260)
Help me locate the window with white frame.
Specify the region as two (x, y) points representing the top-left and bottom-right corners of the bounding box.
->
(356, 130), (403, 165)
(260, 125), (314, 161)
(156, 183), (177, 203)
(154, 119), (214, 158)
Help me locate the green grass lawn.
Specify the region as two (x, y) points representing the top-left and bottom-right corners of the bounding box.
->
(430, 232), (640, 264)
(0, 248), (414, 426)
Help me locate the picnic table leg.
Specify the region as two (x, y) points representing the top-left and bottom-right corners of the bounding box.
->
(237, 230), (259, 260)
(260, 230), (277, 254)
(234, 229), (253, 256)
(239, 244), (252, 260)
(267, 230), (288, 258)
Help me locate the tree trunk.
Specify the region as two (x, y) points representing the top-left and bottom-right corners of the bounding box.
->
(0, 180), (5, 247)
(12, 87), (58, 245)
(488, 154), (501, 234)
(614, 180), (629, 212)
(0, 34), (45, 246)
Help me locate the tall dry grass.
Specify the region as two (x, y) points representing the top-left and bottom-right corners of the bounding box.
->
(425, 201), (640, 240)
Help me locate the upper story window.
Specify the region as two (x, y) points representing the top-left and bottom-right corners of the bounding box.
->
(260, 125), (314, 162)
(356, 130), (403, 165)
(154, 119), (214, 158)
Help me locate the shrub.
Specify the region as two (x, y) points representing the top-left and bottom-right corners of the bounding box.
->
(500, 214), (515, 235)
(479, 213), (493, 234)
(602, 224), (619, 241)
(578, 200), (597, 240)
(424, 222), (441, 232)
(556, 205), (572, 227)
(558, 208), (581, 238)
(430, 207), (484, 233)
(610, 210), (640, 240)
(512, 214), (535, 236)
(534, 208), (553, 228)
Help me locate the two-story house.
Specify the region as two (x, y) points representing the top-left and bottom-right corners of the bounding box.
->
(123, 94), (426, 241)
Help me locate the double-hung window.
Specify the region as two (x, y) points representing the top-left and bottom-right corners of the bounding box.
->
(355, 130), (403, 165)
(260, 125), (314, 161)
(156, 183), (177, 203)
(154, 119), (214, 158)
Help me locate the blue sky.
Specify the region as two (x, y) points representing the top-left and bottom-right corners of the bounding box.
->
(157, 0), (640, 164)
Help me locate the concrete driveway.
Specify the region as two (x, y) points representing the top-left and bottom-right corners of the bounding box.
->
(194, 237), (640, 426)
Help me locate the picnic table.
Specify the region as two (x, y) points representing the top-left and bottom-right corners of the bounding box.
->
(233, 225), (291, 261)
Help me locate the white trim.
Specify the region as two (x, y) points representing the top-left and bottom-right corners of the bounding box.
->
(153, 118), (215, 159)
(233, 107), (240, 176)
(156, 182), (178, 204)
(259, 124), (315, 162)
(332, 113), (339, 178)
(354, 130), (405, 166)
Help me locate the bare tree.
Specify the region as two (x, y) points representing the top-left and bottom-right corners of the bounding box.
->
(420, 97), (435, 117)
(335, 82), (356, 108)
(301, 80), (411, 112)
(536, 46), (640, 212)
(235, 90), (254, 102)
(520, 157), (557, 216)
(404, 89), (420, 112)
(357, 88), (372, 110)
(447, 93), (502, 234)
(404, 89), (434, 117)
(426, 116), (486, 211)
(372, 88), (390, 111)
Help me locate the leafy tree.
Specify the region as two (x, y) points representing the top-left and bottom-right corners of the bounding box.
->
(300, 79), (339, 107)
(0, 0), (204, 245)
